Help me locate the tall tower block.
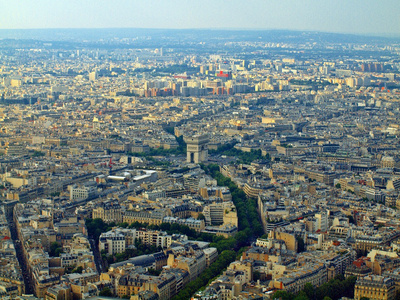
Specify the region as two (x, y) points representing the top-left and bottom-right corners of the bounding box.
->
(184, 134), (209, 163)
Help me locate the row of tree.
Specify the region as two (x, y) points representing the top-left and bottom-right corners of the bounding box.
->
(97, 219), (240, 254)
(127, 127), (187, 158)
(202, 163), (264, 237)
(171, 250), (237, 300)
(169, 163), (265, 299)
(87, 163), (265, 299)
(210, 146), (270, 164)
(85, 218), (114, 243)
(86, 217), (242, 262)
(273, 275), (357, 300)
(171, 164), (265, 299)
(86, 220), (241, 299)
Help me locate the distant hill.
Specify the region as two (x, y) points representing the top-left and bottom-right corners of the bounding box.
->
(0, 28), (398, 45)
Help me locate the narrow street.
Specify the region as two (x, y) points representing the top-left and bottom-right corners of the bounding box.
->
(7, 214), (34, 295)
(89, 238), (104, 274)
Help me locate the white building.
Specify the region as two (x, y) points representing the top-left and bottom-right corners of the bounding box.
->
(69, 184), (98, 201)
(99, 231), (126, 255)
(315, 212), (329, 232)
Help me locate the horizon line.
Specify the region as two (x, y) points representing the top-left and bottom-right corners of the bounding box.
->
(0, 27), (399, 39)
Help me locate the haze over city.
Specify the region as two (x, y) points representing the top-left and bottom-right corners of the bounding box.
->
(1, 0), (400, 36)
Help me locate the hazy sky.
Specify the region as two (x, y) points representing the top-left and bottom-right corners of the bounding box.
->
(1, 0), (399, 36)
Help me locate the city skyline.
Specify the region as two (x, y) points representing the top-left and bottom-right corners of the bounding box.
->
(1, 0), (400, 37)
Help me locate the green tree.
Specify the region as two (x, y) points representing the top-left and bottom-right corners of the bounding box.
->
(273, 290), (295, 300)
(312, 276), (357, 300)
(72, 266), (83, 273)
(304, 283), (315, 299)
(294, 291), (309, 300)
(115, 253), (125, 262)
(32, 150), (45, 157)
(148, 268), (162, 276)
(342, 276), (357, 298)
(99, 287), (113, 297)
(85, 218), (111, 242)
(49, 242), (63, 257)
(172, 250), (236, 300)
(55, 248), (63, 257)
(315, 283), (329, 300)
